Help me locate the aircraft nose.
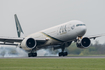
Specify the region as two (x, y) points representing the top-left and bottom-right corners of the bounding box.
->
(77, 26), (87, 36)
(81, 26), (86, 34)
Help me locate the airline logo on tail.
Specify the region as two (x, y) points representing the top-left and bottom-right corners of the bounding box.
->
(14, 14), (24, 37)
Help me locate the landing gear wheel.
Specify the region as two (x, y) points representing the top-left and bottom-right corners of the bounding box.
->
(28, 53), (32, 57)
(63, 52), (68, 56)
(59, 52), (68, 57)
(32, 53), (37, 57)
(28, 53), (37, 57)
(59, 52), (63, 57)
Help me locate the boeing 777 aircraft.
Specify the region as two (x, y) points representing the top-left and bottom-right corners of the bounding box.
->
(0, 14), (104, 57)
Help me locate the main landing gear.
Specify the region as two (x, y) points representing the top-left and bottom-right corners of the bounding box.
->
(28, 52), (37, 57)
(28, 49), (37, 57)
(58, 44), (68, 57)
(59, 52), (68, 56)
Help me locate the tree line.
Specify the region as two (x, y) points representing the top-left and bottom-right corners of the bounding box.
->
(66, 41), (105, 55)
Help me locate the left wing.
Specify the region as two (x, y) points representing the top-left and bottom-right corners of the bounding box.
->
(85, 34), (105, 40)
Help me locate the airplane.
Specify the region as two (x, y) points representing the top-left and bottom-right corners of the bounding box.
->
(0, 14), (104, 57)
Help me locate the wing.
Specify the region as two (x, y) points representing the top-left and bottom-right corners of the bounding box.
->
(85, 33), (105, 39)
(0, 37), (24, 45)
(0, 37), (49, 46)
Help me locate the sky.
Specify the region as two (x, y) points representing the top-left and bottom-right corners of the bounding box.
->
(0, 0), (105, 44)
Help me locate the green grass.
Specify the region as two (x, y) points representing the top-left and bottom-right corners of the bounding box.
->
(0, 58), (105, 70)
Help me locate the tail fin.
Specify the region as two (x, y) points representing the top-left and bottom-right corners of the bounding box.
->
(14, 14), (24, 37)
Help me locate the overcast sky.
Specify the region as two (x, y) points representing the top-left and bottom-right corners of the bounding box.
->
(0, 0), (105, 44)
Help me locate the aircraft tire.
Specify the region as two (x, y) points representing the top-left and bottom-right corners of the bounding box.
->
(59, 52), (63, 56)
(28, 53), (32, 57)
(32, 53), (37, 57)
(63, 52), (68, 56)
(59, 52), (68, 57)
(28, 53), (37, 57)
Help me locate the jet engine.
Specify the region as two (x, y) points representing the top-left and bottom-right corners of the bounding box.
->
(26, 38), (37, 48)
(76, 37), (91, 48)
(20, 37), (47, 51)
(20, 38), (37, 50)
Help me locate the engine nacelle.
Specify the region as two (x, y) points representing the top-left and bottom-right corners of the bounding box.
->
(76, 37), (91, 48)
(21, 38), (37, 50)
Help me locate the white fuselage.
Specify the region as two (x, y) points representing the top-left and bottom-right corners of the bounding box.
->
(21, 20), (86, 51)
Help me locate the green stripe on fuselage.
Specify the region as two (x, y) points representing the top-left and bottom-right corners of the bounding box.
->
(41, 32), (64, 42)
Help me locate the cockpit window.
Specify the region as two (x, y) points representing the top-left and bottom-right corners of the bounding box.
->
(76, 24), (85, 27)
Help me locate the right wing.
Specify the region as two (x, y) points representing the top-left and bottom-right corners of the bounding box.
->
(0, 37), (24, 45)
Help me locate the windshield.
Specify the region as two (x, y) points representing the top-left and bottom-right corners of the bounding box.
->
(76, 24), (85, 27)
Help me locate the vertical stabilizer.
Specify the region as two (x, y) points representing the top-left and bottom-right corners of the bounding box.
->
(14, 14), (24, 37)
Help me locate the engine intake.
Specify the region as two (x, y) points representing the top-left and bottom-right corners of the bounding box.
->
(76, 37), (91, 48)
(26, 38), (36, 48)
